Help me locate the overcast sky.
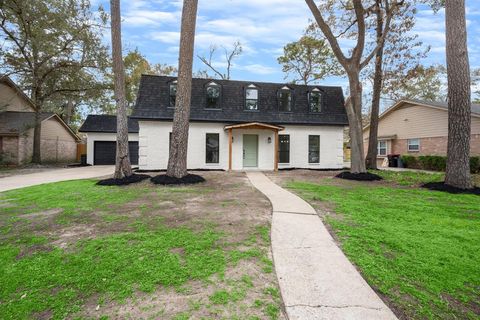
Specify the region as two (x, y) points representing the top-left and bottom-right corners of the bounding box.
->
(93, 0), (480, 89)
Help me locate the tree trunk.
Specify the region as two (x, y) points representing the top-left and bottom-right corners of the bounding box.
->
(64, 99), (75, 125)
(110, 0), (132, 179)
(166, 0), (198, 178)
(366, 4), (384, 170)
(347, 72), (367, 174)
(444, 0), (472, 189)
(32, 110), (42, 163)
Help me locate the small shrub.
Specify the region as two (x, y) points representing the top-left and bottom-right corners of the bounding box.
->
(400, 155), (417, 168)
(470, 156), (480, 174)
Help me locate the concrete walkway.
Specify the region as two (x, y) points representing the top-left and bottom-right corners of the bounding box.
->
(0, 166), (114, 192)
(246, 172), (397, 320)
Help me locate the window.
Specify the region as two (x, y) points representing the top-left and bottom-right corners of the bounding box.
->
(278, 135), (290, 164)
(278, 86), (292, 112)
(206, 133), (219, 164)
(169, 81), (177, 108)
(378, 140), (387, 156)
(408, 138), (420, 152)
(245, 84), (258, 110)
(206, 82), (221, 109)
(169, 132), (172, 151)
(308, 135), (320, 163)
(309, 88), (322, 112)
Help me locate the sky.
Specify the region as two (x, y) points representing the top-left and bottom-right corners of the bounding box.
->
(92, 0), (480, 91)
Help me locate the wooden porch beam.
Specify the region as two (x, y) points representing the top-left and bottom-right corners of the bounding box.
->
(274, 130), (279, 172)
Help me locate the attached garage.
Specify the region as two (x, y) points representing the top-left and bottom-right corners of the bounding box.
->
(79, 115), (139, 166)
(93, 141), (139, 165)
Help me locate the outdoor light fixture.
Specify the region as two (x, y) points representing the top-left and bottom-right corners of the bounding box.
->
(268, 137), (272, 143)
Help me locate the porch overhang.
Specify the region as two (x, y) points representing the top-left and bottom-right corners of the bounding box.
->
(224, 122), (285, 132)
(224, 122), (284, 172)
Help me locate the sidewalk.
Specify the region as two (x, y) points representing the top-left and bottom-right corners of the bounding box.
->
(246, 171), (397, 320)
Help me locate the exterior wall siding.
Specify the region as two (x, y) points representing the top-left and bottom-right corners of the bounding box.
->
(85, 132), (139, 165)
(40, 118), (77, 162)
(0, 136), (19, 164)
(0, 83), (36, 112)
(138, 121), (344, 171)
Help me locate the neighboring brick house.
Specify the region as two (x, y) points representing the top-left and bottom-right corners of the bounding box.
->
(363, 99), (480, 167)
(0, 76), (80, 165)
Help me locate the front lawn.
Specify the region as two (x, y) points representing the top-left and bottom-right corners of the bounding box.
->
(0, 172), (284, 320)
(277, 170), (479, 319)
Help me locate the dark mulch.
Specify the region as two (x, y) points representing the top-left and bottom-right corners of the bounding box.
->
(150, 174), (206, 185)
(422, 182), (480, 195)
(96, 174), (151, 186)
(335, 171), (383, 181)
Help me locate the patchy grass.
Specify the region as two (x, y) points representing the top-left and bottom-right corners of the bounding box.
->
(288, 175), (480, 320)
(0, 172), (285, 320)
(373, 170), (444, 186)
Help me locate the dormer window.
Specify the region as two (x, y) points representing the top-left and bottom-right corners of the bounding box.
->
(245, 84), (259, 110)
(278, 86), (292, 112)
(206, 81), (221, 109)
(169, 81), (177, 108)
(309, 88), (322, 113)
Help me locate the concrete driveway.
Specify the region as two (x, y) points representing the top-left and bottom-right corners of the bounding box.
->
(0, 166), (114, 192)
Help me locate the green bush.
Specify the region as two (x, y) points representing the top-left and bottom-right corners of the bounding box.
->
(418, 156), (447, 171)
(470, 156), (480, 174)
(400, 155), (480, 173)
(400, 155), (417, 169)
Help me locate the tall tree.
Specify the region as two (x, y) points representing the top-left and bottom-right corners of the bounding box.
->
(197, 41), (242, 80)
(444, 0), (472, 189)
(124, 49), (177, 109)
(365, 1), (425, 169)
(305, 0), (404, 173)
(110, 0), (132, 179)
(0, 0), (109, 163)
(166, 0), (198, 178)
(278, 32), (340, 85)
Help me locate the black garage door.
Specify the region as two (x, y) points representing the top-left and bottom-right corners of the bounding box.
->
(93, 141), (139, 165)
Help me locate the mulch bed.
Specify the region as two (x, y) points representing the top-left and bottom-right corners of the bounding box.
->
(422, 182), (480, 195)
(335, 171), (383, 181)
(97, 174), (151, 186)
(150, 174), (206, 185)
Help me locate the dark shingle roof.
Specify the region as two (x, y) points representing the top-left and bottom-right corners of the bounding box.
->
(0, 111), (53, 135)
(407, 99), (480, 115)
(78, 115), (139, 133)
(131, 75), (348, 125)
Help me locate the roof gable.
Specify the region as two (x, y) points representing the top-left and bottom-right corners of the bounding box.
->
(0, 77), (37, 112)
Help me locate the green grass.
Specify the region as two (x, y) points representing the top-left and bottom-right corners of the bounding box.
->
(0, 179), (281, 319)
(372, 170), (444, 186)
(288, 180), (480, 319)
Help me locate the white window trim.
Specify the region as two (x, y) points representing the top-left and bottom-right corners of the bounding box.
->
(407, 138), (420, 152)
(378, 140), (388, 157)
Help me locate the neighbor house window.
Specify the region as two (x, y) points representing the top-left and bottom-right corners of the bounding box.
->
(378, 140), (387, 156)
(169, 81), (177, 108)
(308, 135), (320, 163)
(245, 84), (259, 110)
(206, 82), (221, 109)
(169, 132), (172, 151)
(309, 88), (322, 112)
(278, 86), (292, 112)
(278, 134), (290, 164)
(408, 138), (420, 152)
(206, 133), (219, 164)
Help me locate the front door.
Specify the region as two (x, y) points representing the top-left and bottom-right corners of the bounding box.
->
(243, 134), (258, 167)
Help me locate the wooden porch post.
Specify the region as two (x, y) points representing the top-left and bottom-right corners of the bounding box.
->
(274, 130), (279, 172)
(228, 128), (232, 171)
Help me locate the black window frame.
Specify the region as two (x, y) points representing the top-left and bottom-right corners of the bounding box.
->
(205, 82), (222, 109)
(245, 84), (259, 111)
(206, 133), (220, 164)
(278, 87), (293, 112)
(168, 81), (177, 109)
(278, 134), (290, 164)
(309, 89), (323, 113)
(308, 135), (320, 164)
